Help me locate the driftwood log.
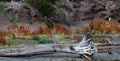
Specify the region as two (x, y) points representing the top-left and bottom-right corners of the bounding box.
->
(0, 34), (97, 60)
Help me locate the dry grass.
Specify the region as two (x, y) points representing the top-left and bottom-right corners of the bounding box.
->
(6, 23), (73, 36)
(1, 19), (120, 45)
(7, 23), (31, 35)
(32, 25), (44, 35)
(75, 28), (81, 34)
(5, 20), (120, 38)
(83, 19), (120, 34)
(0, 31), (6, 46)
(54, 24), (72, 35)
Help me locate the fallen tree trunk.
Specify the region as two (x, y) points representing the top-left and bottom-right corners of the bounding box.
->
(0, 44), (119, 61)
(0, 44), (95, 61)
(0, 34), (111, 60)
(0, 44), (119, 56)
(0, 44), (93, 56)
(0, 44), (56, 57)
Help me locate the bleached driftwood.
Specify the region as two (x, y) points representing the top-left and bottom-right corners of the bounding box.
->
(0, 34), (97, 60)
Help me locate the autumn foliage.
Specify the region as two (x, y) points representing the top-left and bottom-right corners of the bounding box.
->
(83, 19), (120, 34)
(6, 23), (74, 36)
(54, 24), (72, 35)
(0, 19), (120, 45)
(4, 20), (120, 39)
(0, 31), (6, 46)
(7, 23), (31, 35)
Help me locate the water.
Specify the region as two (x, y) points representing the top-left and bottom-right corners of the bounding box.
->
(0, 52), (120, 61)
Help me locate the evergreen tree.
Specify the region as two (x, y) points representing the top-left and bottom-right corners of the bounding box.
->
(26, 0), (54, 17)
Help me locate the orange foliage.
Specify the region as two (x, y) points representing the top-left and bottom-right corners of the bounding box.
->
(75, 38), (81, 43)
(32, 25), (52, 35)
(75, 29), (81, 34)
(54, 24), (72, 35)
(0, 31), (6, 46)
(8, 23), (31, 35)
(5, 19), (120, 39)
(84, 19), (120, 34)
(2, 30), (15, 39)
(42, 26), (52, 35)
(17, 25), (31, 35)
(83, 27), (91, 33)
(7, 23), (73, 36)
(32, 25), (43, 35)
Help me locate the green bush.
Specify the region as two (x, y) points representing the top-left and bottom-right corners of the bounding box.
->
(26, 0), (54, 17)
(6, 39), (21, 46)
(37, 38), (53, 44)
(0, 3), (7, 17)
(8, 18), (15, 22)
(32, 36), (53, 44)
(32, 36), (40, 41)
(0, 3), (5, 10)
(44, 17), (54, 29)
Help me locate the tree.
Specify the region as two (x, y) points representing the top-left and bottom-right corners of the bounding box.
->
(47, 0), (56, 4)
(113, 0), (120, 13)
(26, 0), (54, 17)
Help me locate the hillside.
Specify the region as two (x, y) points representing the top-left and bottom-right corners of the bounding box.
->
(0, 0), (120, 30)
(0, 0), (120, 45)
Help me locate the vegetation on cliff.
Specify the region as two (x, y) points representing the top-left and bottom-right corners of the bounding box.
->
(25, 0), (54, 17)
